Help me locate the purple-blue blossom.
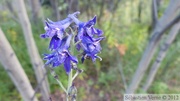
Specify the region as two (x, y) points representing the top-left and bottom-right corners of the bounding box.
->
(68, 14), (103, 40)
(40, 18), (72, 50)
(80, 36), (104, 63)
(43, 35), (78, 74)
(68, 13), (104, 63)
(41, 12), (80, 50)
(41, 11), (103, 74)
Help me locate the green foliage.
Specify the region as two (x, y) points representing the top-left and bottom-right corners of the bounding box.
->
(0, 64), (20, 101)
(98, 71), (116, 86)
(150, 81), (168, 94)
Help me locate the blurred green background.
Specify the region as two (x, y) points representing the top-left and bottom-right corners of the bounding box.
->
(0, 0), (180, 101)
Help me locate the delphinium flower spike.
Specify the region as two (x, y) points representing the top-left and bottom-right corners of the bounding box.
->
(41, 11), (103, 101)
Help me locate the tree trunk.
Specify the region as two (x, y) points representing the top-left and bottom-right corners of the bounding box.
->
(126, 0), (180, 94)
(13, 0), (50, 100)
(5, 1), (19, 23)
(151, 0), (158, 27)
(97, 0), (105, 26)
(29, 0), (45, 23)
(142, 21), (180, 91)
(0, 28), (38, 101)
(50, 0), (60, 20)
(67, 0), (79, 13)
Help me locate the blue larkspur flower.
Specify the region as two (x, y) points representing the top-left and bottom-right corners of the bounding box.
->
(40, 18), (72, 50)
(68, 14), (103, 41)
(68, 14), (104, 62)
(41, 12), (80, 50)
(81, 36), (104, 63)
(43, 35), (78, 74)
(41, 11), (103, 74)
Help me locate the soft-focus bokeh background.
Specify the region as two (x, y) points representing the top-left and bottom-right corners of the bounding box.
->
(0, 0), (180, 101)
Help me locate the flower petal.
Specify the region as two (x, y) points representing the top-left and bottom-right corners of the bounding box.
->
(68, 11), (81, 25)
(81, 56), (85, 63)
(49, 35), (61, 50)
(64, 57), (71, 74)
(52, 60), (62, 67)
(84, 16), (97, 27)
(69, 55), (78, 63)
(64, 35), (72, 49)
(64, 51), (78, 63)
(91, 16), (97, 24)
(40, 34), (47, 38)
(96, 29), (103, 36)
(87, 44), (95, 52)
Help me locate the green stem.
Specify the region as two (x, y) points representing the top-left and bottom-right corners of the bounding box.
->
(72, 71), (78, 81)
(67, 69), (73, 101)
(49, 68), (67, 93)
(75, 40), (81, 46)
(66, 27), (79, 101)
(55, 78), (67, 94)
(67, 69), (73, 91)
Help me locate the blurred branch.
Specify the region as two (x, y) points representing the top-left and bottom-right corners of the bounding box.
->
(98, 0), (121, 26)
(160, 47), (179, 79)
(126, 0), (180, 94)
(50, 0), (60, 20)
(138, 0), (142, 23)
(97, 0), (105, 26)
(111, 0), (121, 18)
(28, 0), (45, 23)
(13, 0), (50, 100)
(115, 52), (127, 90)
(85, 1), (90, 20)
(0, 28), (38, 101)
(151, 13), (180, 42)
(31, 67), (48, 101)
(142, 21), (180, 92)
(152, 0), (158, 27)
(67, 0), (79, 13)
(5, 1), (20, 23)
(107, 0), (121, 30)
